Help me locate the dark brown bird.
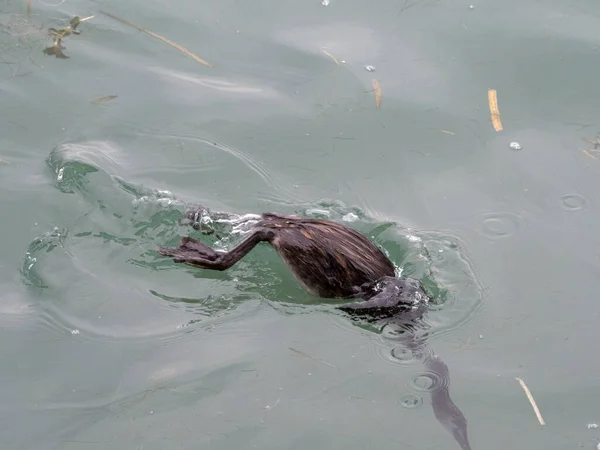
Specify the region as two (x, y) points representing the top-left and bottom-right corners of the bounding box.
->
(157, 205), (472, 450)
(157, 207), (429, 319)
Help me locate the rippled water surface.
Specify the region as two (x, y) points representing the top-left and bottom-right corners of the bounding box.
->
(3, 0), (600, 448)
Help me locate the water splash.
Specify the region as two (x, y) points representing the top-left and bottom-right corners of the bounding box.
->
(31, 141), (484, 345)
(21, 226), (69, 288)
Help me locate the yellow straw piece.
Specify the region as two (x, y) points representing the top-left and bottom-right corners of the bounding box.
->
(516, 377), (545, 426)
(372, 79), (381, 109)
(322, 48), (339, 66)
(488, 89), (503, 131)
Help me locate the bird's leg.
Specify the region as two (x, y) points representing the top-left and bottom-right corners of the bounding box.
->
(157, 229), (271, 271)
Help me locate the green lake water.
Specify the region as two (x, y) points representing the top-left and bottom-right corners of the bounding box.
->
(2, 0), (600, 448)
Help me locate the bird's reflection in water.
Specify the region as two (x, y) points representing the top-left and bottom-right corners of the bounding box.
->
(375, 319), (472, 450)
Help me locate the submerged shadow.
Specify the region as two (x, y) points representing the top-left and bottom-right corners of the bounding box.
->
(350, 315), (472, 450)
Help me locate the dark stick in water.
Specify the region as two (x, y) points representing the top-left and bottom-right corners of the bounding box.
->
(157, 205), (472, 450)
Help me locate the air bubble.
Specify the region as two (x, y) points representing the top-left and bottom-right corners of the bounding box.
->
(409, 370), (449, 393)
(413, 374), (435, 390)
(390, 346), (415, 363)
(509, 141), (522, 151)
(407, 234), (421, 243)
(398, 393), (423, 409)
(480, 212), (521, 239)
(380, 323), (411, 341)
(559, 193), (588, 211)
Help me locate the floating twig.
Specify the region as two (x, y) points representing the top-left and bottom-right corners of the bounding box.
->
(516, 377), (545, 425)
(440, 130), (456, 135)
(322, 48), (339, 65)
(100, 10), (213, 68)
(43, 34), (69, 59)
(580, 132), (600, 159)
(288, 347), (336, 369)
(582, 133), (600, 149)
(26, 0), (32, 17)
(91, 94), (118, 104)
(488, 89), (503, 131)
(43, 15), (93, 60)
(372, 79), (381, 109)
